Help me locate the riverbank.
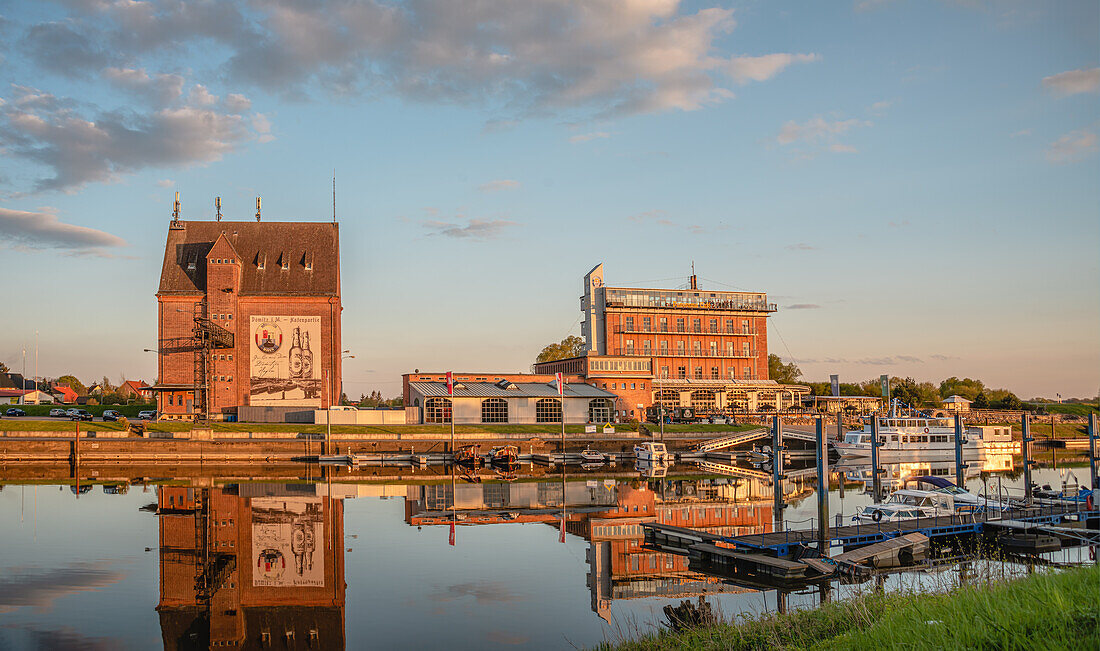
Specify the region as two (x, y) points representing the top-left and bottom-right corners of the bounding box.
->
(599, 564), (1099, 650)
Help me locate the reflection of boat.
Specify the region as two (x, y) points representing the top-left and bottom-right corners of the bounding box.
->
(489, 445), (519, 466)
(580, 462), (605, 471)
(635, 460), (667, 478)
(580, 447), (606, 462)
(318, 454), (351, 466)
(454, 445), (483, 466)
(634, 442), (669, 465)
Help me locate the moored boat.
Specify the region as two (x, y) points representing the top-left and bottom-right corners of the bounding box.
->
(634, 442), (669, 466)
(580, 447), (605, 462)
(454, 444), (483, 466)
(489, 445), (519, 467)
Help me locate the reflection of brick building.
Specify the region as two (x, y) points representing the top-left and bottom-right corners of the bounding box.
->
(157, 485), (345, 650)
(154, 209), (342, 421)
(535, 264), (809, 419)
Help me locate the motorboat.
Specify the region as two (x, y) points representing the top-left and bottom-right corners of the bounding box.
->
(634, 442), (669, 466)
(635, 460), (667, 478)
(852, 503), (930, 524)
(489, 445), (519, 467)
(453, 445), (483, 467)
(580, 447), (606, 462)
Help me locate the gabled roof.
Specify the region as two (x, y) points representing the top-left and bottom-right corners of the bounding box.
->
(158, 220), (339, 296)
(941, 395), (972, 404)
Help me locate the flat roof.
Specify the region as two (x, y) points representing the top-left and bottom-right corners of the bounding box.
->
(410, 381), (615, 399)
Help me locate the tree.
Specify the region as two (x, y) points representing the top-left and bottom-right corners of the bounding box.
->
(973, 392), (989, 409)
(0, 361), (8, 373)
(56, 375), (87, 395)
(536, 335), (586, 363)
(767, 354), (802, 383)
(939, 377), (985, 401)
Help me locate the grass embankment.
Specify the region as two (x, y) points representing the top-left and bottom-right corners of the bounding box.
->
(602, 565), (1099, 651)
(0, 420), (759, 436)
(1042, 403), (1099, 418)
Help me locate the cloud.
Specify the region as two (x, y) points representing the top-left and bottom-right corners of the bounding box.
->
(1009, 129), (1031, 138)
(829, 143), (858, 153)
(156, 179), (174, 188)
(224, 93), (252, 112)
(801, 356), (923, 365)
(186, 84), (218, 106)
(888, 219), (910, 228)
(869, 100), (893, 113)
(0, 562), (126, 613)
(0, 85), (262, 193)
(421, 217), (518, 240)
(1046, 129), (1097, 164)
(18, 1), (818, 118)
(569, 131), (610, 144)
(1041, 68), (1100, 96)
(929, 354), (960, 361)
(627, 209), (727, 235)
(777, 116), (870, 149)
(432, 581), (523, 604)
(784, 303), (821, 310)
(478, 179), (521, 192)
(0, 206), (127, 256)
(103, 67), (184, 105)
(785, 242), (815, 251)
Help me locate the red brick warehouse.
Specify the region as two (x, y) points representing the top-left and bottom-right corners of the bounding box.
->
(153, 195), (342, 421)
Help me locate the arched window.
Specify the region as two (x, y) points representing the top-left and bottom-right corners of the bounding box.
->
(588, 398), (613, 423)
(425, 397), (452, 424)
(690, 390), (716, 411)
(481, 398), (508, 423)
(536, 398), (562, 423)
(654, 389), (680, 407)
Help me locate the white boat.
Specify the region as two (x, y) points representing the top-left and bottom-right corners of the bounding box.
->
(580, 447), (606, 462)
(852, 503), (930, 524)
(833, 413), (986, 460)
(633, 442), (669, 466)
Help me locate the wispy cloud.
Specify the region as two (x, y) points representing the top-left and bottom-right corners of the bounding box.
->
(569, 131), (610, 144)
(784, 304), (821, 310)
(421, 217), (518, 240)
(0, 206), (127, 256)
(929, 354), (960, 361)
(869, 100), (893, 114)
(478, 179), (521, 193)
(156, 179), (175, 188)
(785, 242), (816, 251)
(1046, 129), (1097, 164)
(802, 355), (923, 365)
(776, 116), (871, 156)
(0, 562), (126, 613)
(627, 209), (727, 235)
(1042, 68), (1100, 97)
(724, 53), (819, 84)
(888, 219), (910, 228)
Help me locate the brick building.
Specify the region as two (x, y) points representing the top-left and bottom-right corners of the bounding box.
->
(154, 209), (341, 421)
(535, 264), (809, 419)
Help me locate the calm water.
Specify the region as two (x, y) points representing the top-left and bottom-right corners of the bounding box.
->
(0, 462), (1089, 650)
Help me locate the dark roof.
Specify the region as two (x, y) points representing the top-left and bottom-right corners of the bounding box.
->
(158, 220), (340, 296)
(410, 381), (616, 399)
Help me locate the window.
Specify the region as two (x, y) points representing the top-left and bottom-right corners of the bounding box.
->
(625, 339), (634, 354)
(624, 316), (634, 331)
(691, 390), (715, 409)
(692, 341), (701, 355)
(743, 367), (751, 379)
(709, 319), (718, 333)
(536, 398), (562, 423)
(642, 317), (652, 332)
(588, 398), (613, 422)
(692, 318), (701, 333)
(709, 342), (717, 356)
(659, 341), (668, 355)
(611, 383), (617, 390)
(727, 342), (735, 356)
(742, 342), (751, 357)
(228, 354), (232, 360)
(741, 319), (750, 334)
(677, 341), (685, 355)
(425, 397), (452, 423)
(677, 366), (686, 379)
(694, 367), (703, 379)
(676, 318), (685, 332)
(631, 383), (636, 390)
(710, 367), (719, 379)
(643, 340), (652, 355)
(660, 366), (669, 378)
(481, 398), (508, 423)
(659, 317), (668, 332)
(726, 319), (734, 333)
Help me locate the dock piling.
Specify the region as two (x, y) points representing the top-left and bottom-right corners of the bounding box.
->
(815, 416), (829, 551)
(1022, 414), (1033, 505)
(772, 416), (786, 530)
(953, 413), (967, 490)
(870, 415), (882, 503)
(1089, 413), (1097, 491)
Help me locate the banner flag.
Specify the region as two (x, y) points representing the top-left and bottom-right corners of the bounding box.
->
(559, 516), (566, 543)
(555, 372), (564, 396)
(830, 375), (839, 398)
(449, 521), (456, 546)
(446, 371), (454, 396)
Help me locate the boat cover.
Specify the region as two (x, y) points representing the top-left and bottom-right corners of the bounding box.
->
(913, 476), (955, 488)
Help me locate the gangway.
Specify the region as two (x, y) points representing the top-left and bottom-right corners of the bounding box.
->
(696, 429), (769, 453)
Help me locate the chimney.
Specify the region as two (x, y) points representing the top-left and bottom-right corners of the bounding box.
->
(690, 262), (697, 290)
(255, 196), (262, 222)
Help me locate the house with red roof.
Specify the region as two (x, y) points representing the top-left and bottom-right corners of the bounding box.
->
(52, 384), (79, 404)
(120, 380), (154, 402)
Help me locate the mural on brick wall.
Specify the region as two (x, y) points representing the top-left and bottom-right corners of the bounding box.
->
(251, 497), (325, 587)
(249, 315), (323, 406)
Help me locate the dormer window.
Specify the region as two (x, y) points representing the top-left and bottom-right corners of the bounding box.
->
(305, 260), (313, 271)
(187, 257), (196, 271)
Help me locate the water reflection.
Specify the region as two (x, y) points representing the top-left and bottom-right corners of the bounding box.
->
(156, 485), (345, 650)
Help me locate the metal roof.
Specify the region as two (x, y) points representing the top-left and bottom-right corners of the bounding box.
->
(409, 381), (615, 399)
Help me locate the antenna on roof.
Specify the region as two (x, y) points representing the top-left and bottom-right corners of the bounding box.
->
(215, 196), (222, 222)
(690, 261), (697, 290)
(172, 191), (181, 223)
(332, 169), (336, 224)
(255, 196), (261, 222)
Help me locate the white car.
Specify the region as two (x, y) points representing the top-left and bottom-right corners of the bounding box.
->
(49, 408), (67, 417)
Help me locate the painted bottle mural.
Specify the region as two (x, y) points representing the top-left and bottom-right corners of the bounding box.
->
(289, 327), (304, 379)
(301, 331), (314, 379)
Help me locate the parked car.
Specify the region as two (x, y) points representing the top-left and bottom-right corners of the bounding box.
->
(137, 410), (156, 420)
(102, 409), (122, 421)
(70, 409), (93, 421)
(5, 408), (26, 417)
(65, 408), (79, 418)
(49, 408), (67, 417)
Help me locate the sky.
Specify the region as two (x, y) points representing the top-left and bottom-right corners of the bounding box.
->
(0, 0), (1096, 401)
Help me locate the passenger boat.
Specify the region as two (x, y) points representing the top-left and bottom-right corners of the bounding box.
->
(580, 447), (606, 462)
(453, 445), (483, 466)
(489, 445), (519, 466)
(833, 412), (988, 460)
(633, 442), (669, 466)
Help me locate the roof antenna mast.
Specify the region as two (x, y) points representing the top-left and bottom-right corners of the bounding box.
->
(172, 191), (181, 223)
(690, 261), (697, 290)
(255, 196), (262, 222)
(332, 169), (336, 224)
(215, 196), (222, 222)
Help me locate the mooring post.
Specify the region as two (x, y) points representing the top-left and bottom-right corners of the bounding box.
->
(1088, 412), (1097, 491)
(815, 416), (829, 551)
(870, 414), (882, 503)
(772, 415), (786, 530)
(836, 412), (843, 441)
(953, 413), (967, 490)
(1022, 413), (1033, 505)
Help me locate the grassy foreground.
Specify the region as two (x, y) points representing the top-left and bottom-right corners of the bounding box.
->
(600, 565), (1099, 651)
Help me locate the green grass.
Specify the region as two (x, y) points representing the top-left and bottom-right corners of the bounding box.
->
(600, 565), (1099, 651)
(0, 419), (758, 436)
(1041, 403), (1099, 418)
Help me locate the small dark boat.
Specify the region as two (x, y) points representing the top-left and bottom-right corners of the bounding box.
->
(454, 445), (483, 467)
(999, 532), (1061, 554)
(489, 445), (519, 467)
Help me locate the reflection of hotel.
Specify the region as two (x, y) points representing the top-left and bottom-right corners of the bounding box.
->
(156, 485), (345, 650)
(154, 208), (342, 422)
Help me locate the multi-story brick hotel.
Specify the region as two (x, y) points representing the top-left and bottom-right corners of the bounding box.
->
(153, 200), (342, 421)
(535, 264), (808, 420)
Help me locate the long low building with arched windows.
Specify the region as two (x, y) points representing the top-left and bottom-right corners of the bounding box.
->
(402, 372), (619, 425)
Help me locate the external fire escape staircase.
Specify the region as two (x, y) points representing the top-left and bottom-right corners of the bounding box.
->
(192, 299), (235, 422)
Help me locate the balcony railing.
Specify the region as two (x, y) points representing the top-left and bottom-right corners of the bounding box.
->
(614, 326), (759, 335)
(612, 349), (758, 359)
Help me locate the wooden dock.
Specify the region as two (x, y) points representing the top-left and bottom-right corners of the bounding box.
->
(833, 532), (928, 568)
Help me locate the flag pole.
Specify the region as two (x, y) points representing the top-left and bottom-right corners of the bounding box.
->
(447, 371), (455, 460)
(558, 372), (565, 456)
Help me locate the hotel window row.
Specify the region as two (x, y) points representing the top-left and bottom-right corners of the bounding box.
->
(621, 316), (755, 334)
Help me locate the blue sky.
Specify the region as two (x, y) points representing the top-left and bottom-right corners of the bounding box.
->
(0, 0), (1096, 400)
